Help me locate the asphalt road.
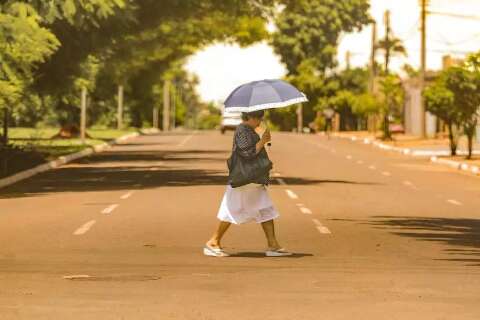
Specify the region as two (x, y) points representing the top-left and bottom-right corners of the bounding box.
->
(1, 130), (480, 320)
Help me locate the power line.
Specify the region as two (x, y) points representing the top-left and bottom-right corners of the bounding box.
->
(428, 10), (480, 21)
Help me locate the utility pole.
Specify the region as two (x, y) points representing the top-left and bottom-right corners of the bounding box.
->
(153, 107), (159, 129)
(171, 82), (176, 130)
(117, 84), (124, 130)
(368, 21), (378, 134)
(419, 0), (428, 137)
(369, 21), (377, 93)
(297, 104), (303, 133)
(345, 50), (351, 70)
(163, 80), (170, 132)
(80, 86), (87, 144)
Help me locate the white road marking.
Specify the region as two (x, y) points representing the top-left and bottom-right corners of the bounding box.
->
(312, 219), (331, 234)
(73, 220), (96, 235)
(447, 199), (462, 206)
(134, 183), (142, 187)
(317, 226), (332, 234)
(299, 207), (313, 215)
(63, 275), (91, 280)
(120, 191), (134, 200)
(346, 155), (352, 160)
(276, 178), (287, 185)
(296, 203), (305, 207)
(285, 189), (299, 199)
(356, 160), (364, 165)
(402, 180), (419, 190)
(368, 165), (376, 170)
(381, 171), (391, 176)
(273, 172), (281, 177)
(102, 204), (119, 214)
(177, 131), (197, 147)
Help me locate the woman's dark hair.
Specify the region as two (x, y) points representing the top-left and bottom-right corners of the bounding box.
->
(241, 110), (265, 121)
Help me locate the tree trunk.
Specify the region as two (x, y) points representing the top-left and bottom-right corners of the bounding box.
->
(383, 114), (391, 140)
(447, 122), (457, 156)
(464, 123), (476, 160)
(2, 108), (8, 145)
(467, 133), (473, 160)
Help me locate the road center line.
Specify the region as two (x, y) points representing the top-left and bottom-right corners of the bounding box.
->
(346, 155), (352, 160)
(368, 165), (376, 170)
(312, 219), (331, 234)
(447, 199), (462, 206)
(102, 204), (119, 214)
(317, 226), (332, 234)
(276, 178), (287, 185)
(356, 160), (364, 165)
(177, 131), (197, 147)
(73, 220), (96, 235)
(382, 171), (391, 176)
(285, 189), (299, 199)
(120, 191), (134, 200)
(299, 207), (312, 215)
(403, 180), (419, 190)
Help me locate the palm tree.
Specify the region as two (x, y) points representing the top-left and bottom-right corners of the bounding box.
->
(377, 36), (407, 74)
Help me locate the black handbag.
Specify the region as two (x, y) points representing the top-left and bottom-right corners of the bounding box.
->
(227, 146), (272, 188)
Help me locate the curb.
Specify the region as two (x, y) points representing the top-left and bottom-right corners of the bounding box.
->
(332, 133), (480, 177)
(0, 128), (159, 190)
(430, 156), (480, 175)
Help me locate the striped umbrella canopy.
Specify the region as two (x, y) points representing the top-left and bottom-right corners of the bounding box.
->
(224, 79), (308, 113)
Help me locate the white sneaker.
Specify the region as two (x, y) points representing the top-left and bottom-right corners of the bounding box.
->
(203, 245), (229, 257)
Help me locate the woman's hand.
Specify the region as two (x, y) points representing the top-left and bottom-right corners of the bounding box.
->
(261, 128), (271, 144)
(256, 128), (271, 153)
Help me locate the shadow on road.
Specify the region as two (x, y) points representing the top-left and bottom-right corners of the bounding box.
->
(370, 216), (480, 266)
(0, 146), (371, 199)
(228, 252), (313, 258)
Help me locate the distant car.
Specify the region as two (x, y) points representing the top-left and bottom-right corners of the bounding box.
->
(220, 111), (242, 134)
(389, 123), (405, 134)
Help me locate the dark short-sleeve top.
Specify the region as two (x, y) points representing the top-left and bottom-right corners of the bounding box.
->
(230, 123), (270, 185)
(233, 123), (260, 159)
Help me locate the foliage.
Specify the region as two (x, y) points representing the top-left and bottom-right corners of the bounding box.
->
(269, 0), (371, 130)
(0, 3), (59, 108)
(351, 93), (381, 117)
(376, 36), (406, 73)
(378, 74), (404, 139)
(196, 103), (221, 130)
(424, 51), (480, 158)
(272, 0), (371, 75)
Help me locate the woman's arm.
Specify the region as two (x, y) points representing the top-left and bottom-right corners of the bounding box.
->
(255, 128), (270, 154)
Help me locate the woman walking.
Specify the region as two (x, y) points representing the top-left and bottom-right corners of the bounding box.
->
(204, 110), (292, 257)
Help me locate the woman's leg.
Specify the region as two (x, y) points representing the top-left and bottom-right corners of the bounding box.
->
(206, 221), (231, 248)
(261, 219), (281, 250)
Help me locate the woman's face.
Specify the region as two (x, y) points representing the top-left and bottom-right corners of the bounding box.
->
(248, 117), (263, 128)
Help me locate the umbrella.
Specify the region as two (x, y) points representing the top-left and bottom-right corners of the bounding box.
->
(224, 79), (308, 113)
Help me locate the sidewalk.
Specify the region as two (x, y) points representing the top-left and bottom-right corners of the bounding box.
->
(331, 131), (480, 176)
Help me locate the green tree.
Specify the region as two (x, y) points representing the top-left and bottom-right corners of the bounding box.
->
(270, 0), (371, 130)
(378, 74), (404, 140)
(0, 2), (59, 144)
(444, 65), (480, 159)
(424, 78), (460, 156)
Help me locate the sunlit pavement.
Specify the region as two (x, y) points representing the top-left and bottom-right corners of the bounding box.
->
(1, 130), (480, 319)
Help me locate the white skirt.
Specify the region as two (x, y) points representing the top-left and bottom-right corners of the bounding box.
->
(217, 184), (280, 225)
